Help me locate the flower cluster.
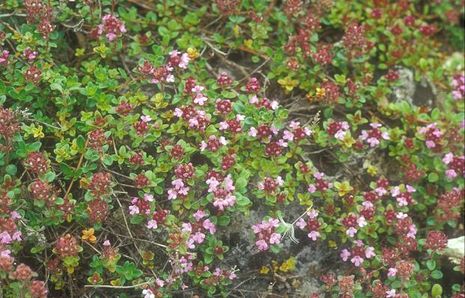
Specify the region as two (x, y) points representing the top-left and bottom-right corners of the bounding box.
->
(359, 123), (389, 148)
(340, 240), (376, 267)
(129, 194), (154, 215)
(443, 152), (465, 179)
(181, 210), (216, 249)
(327, 120), (350, 140)
(0, 106), (20, 141)
(296, 209), (322, 240)
(206, 173), (236, 210)
(252, 218), (281, 251)
(451, 74), (465, 100)
(418, 123), (442, 149)
(54, 234), (80, 258)
(96, 14), (127, 42)
(24, 152), (49, 175)
(0, 50), (9, 66)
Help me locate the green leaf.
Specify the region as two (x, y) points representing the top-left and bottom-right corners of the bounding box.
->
(428, 172), (439, 182)
(426, 259), (436, 271)
(236, 193), (251, 207)
(431, 284), (442, 297)
(5, 164), (17, 176)
(217, 215), (230, 226)
(431, 270), (443, 279)
(235, 176), (248, 192)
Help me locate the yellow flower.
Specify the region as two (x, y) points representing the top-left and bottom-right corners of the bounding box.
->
(334, 181), (354, 197)
(279, 257), (297, 273)
(187, 47), (200, 60)
(243, 39), (253, 49)
(75, 48), (85, 57)
(367, 165), (378, 176)
(328, 240), (337, 249)
(233, 25), (241, 37)
(259, 266), (270, 275)
(341, 134), (356, 149)
(82, 228), (97, 244)
(315, 87), (326, 98)
(32, 125), (44, 139)
(278, 76), (299, 93)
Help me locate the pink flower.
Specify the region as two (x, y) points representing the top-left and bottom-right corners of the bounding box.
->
(194, 93), (208, 105)
(283, 130), (294, 141)
(219, 121), (229, 130)
(192, 232), (205, 244)
(269, 233), (281, 244)
(144, 194), (154, 201)
(407, 224), (417, 238)
(357, 216), (367, 227)
(406, 185), (416, 193)
(386, 289), (396, 298)
(224, 175), (235, 192)
(296, 218), (306, 229)
(346, 227), (357, 237)
(193, 210), (207, 221)
(388, 267), (397, 277)
(375, 187), (388, 196)
(203, 219), (216, 234)
(179, 53), (190, 69)
(10, 211), (21, 220)
(11, 231), (21, 241)
(270, 101), (279, 110)
(142, 289), (155, 298)
(0, 50), (9, 65)
(446, 169), (457, 179)
(249, 95), (259, 104)
(128, 205), (140, 215)
(206, 177), (220, 192)
(308, 184), (316, 193)
(277, 139), (288, 147)
(308, 209), (318, 219)
(0, 249), (11, 258)
(340, 249), (351, 261)
(147, 219), (158, 229)
(182, 223), (192, 233)
(156, 278), (165, 287)
(443, 153), (454, 164)
(0, 232), (12, 244)
(141, 115), (152, 122)
(249, 127), (257, 137)
(256, 239), (269, 251)
(396, 212), (408, 219)
(365, 247), (375, 258)
(351, 255), (364, 267)
(425, 140), (435, 148)
(308, 231), (320, 241)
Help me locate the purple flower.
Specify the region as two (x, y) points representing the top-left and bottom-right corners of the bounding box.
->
(340, 249), (351, 261)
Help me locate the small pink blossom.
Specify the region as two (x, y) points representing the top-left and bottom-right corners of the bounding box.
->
(193, 210), (207, 221)
(147, 219), (158, 229)
(351, 255), (364, 267)
(141, 115), (152, 122)
(249, 127), (257, 137)
(256, 239), (268, 251)
(308, 231), (320, 241)
(340, 249), (351, 261)
(346, 227), (357, 237)
(365, 246), (375, 258)
(386, 289), (396, 298)
(388, 267), (397, 277)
